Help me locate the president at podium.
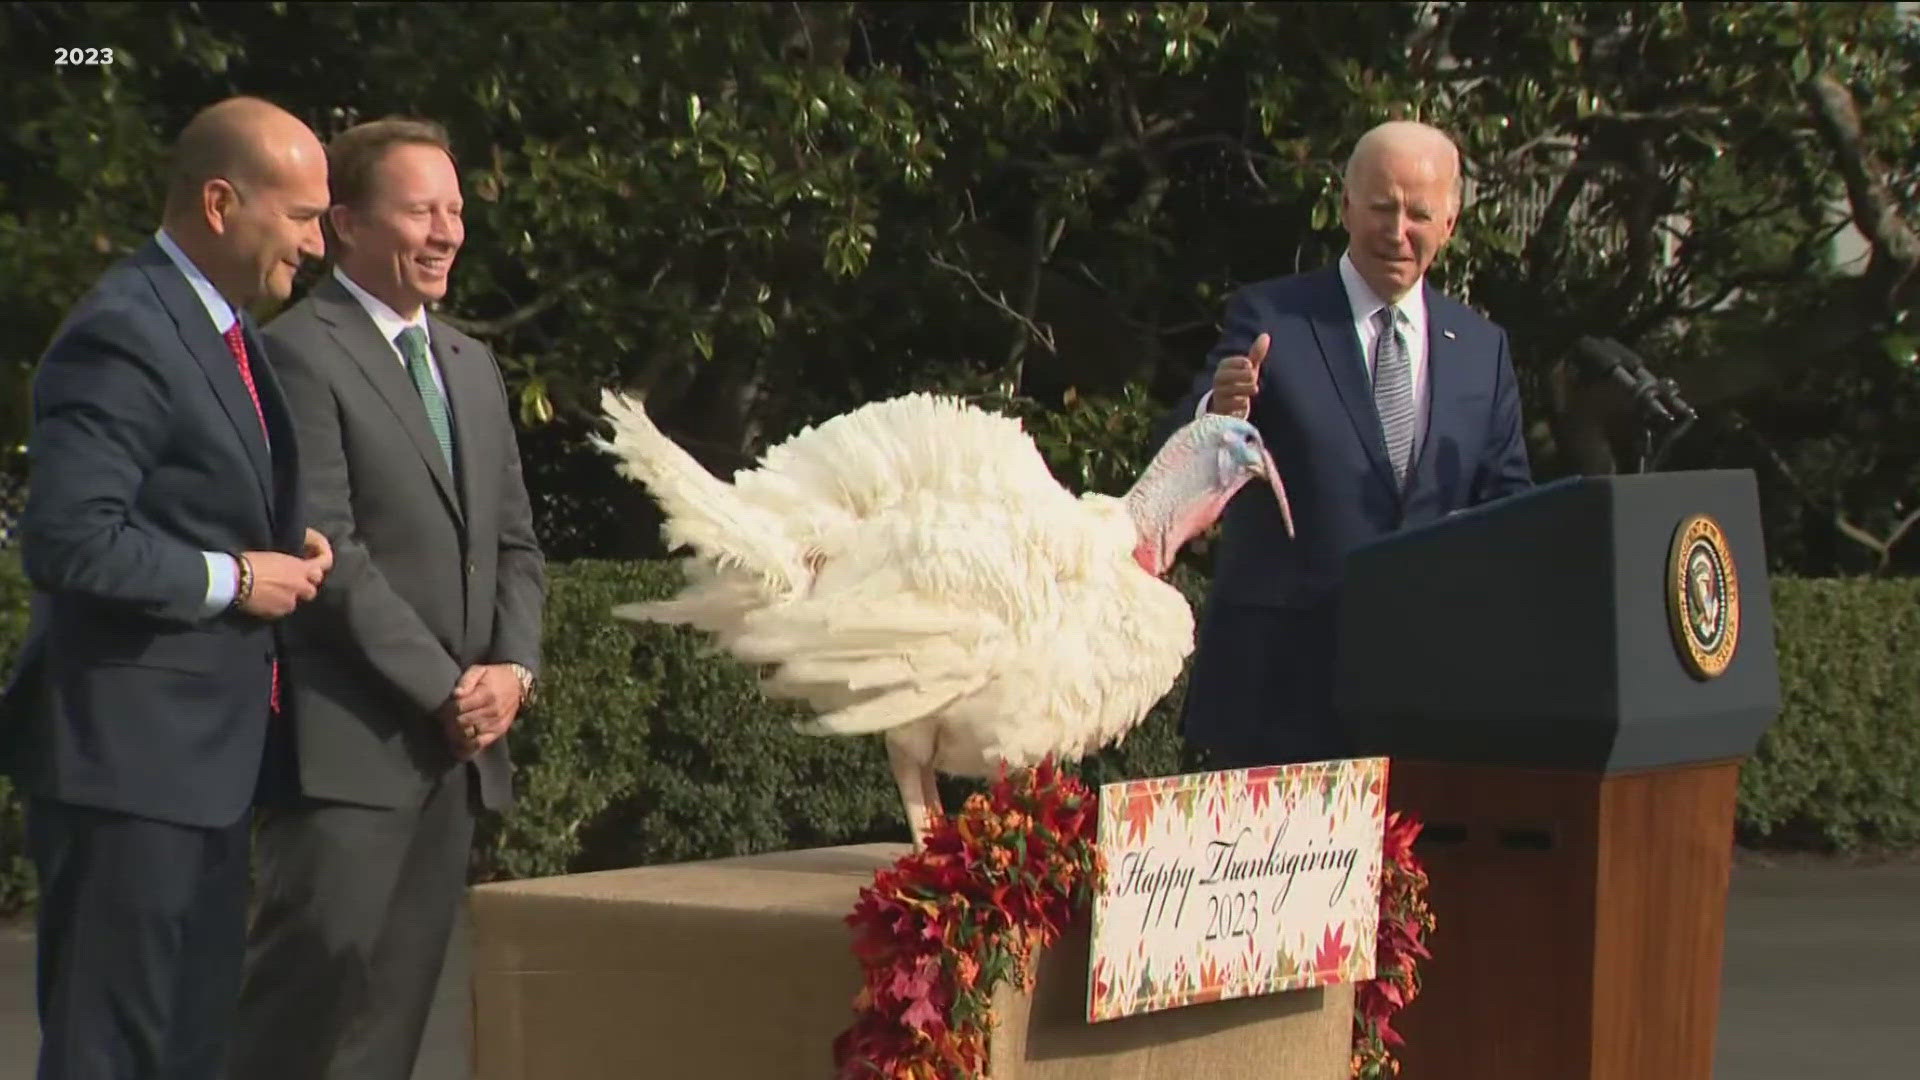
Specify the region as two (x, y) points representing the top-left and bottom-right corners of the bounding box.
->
(1162, 119), (1533, 769)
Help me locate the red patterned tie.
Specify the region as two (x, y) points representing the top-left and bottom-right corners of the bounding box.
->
(223, 321), (279, 712)
(223, 322), (269, 438)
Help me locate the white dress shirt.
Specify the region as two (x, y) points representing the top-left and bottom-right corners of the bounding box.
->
(155, 228), (239, 337)
(153, 229), (252, 616)
(1198, 250), (1432, 461)
(332, 267), (446, 394)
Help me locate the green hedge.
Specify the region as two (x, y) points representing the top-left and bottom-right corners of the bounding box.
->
(0, 555), (1912, 914)
(0, 554), (31, 915)
(1736, 577), (1920, 848)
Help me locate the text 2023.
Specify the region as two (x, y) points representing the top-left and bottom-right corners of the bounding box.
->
(1204, 890), (1260, 941)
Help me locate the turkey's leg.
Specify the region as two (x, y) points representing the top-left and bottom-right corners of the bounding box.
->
(886, 736), (935, 849)
(919, 765), (943, 835)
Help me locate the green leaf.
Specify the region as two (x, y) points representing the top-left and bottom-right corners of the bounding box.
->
(517, 377), (554, 427)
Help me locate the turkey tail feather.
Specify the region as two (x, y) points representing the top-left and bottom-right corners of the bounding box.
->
(793, 679), (981, 736)
(592, 390), (807, 598)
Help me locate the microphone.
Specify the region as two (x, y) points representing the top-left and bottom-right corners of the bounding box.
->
(1569, 336), (1691, 424)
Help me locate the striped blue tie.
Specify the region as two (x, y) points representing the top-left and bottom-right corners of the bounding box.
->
(1372, 307), (1415, 484)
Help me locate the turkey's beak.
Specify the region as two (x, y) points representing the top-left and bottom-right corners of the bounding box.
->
(1254, 443), (1294, 538)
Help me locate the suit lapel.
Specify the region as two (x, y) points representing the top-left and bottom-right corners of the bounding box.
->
(245, 316), (305, 547)
(1305, 266), (1397, 494)
(311, 277), (464, 525)
(136, 242), (274, 511)
(1406, 282), (1453, 493)
(431, 325), (489, 530)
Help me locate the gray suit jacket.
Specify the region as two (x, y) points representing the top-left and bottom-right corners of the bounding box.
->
(263, 275), (545, 811)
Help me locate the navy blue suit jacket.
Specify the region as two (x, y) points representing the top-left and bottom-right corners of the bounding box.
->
(1166, 264), (1531, 758)
(0, 240), (306, 828)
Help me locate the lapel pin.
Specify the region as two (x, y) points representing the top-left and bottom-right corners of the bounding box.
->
(1442, 329), (1457, 340)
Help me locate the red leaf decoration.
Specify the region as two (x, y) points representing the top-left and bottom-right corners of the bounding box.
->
(831, 761), (1432, 1080)
(832, 757), (1106, 1079)
(1314, 922), (1353, 976)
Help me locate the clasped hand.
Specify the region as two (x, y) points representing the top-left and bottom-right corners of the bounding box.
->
(438, 664), (523, 760)
(239, 529), (334, 619)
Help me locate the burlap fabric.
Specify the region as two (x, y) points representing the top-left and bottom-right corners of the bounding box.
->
(470, 844), (1351, 1079)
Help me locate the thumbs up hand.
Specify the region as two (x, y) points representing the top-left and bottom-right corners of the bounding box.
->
(1209, 332), (1269, 419)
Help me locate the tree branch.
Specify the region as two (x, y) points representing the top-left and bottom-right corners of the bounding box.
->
(1405, 0), (1457, 72)
(1065, 260), (1111, 295)
(1884, 504), (1920, 558)
(1157, 133), (1278, 189)
(1829, 503), (1920, 575)
(927, 251), (1057, 360)
(1156, 318), (1216, 337)
(1833, 511), (1891, 567)
(1501, 131), (1581, 164)
(1522, 152), (1596, 281)
(1802, 71), (1920, 296)
(1012, 111), (1192, 175)
(1723, 407), (1820, 504)
(1632, 211), (1852, 338)
(1606, 137), (1669, 327)
(1601, 104), (1730, 126)
(436, 271), (596, 337)
(997, 205), (1057, 395)
(1724, 407), (1917, 575)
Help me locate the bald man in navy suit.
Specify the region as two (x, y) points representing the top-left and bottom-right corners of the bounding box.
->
(1167, 120), (1533, 769)
(0, 97), (336, 1079)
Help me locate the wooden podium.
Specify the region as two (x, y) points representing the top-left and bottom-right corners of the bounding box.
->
(1334, 471), (1782, 1079)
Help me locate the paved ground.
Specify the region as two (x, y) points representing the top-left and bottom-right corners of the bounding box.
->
(1712, 856), (1920, 1079)
(0, 856), (1914, 1078)
(0, 914), (471, 1078)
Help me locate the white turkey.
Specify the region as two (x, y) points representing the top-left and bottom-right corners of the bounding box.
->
(593, 390), (1293, 847)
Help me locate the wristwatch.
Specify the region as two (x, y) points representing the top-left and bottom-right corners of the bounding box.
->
(506, 662), (537, 709)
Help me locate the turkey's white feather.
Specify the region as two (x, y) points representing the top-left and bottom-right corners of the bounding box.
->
(598, 390), (1196, 778)
(592, 392), (811, 598)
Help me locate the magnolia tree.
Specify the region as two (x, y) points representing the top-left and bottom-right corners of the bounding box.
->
(1, 2), (1916, 569)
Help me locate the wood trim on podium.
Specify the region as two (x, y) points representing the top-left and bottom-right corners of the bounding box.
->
(1384, 758), (1741, 1080)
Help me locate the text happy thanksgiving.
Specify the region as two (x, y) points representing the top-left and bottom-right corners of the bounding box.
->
(1115, 821), (1362, 934)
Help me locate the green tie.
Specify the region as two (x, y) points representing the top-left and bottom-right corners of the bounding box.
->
(395, 326), (454, 474)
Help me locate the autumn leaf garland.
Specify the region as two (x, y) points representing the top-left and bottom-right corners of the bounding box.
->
(1352, 810), (1435, 1079)
(832, 758), (1104, 1079)
(832, 761), (1432, 1080)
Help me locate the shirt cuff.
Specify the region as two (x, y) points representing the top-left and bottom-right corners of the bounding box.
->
(202, 551), (238, 616)
(1196, 389), (1248, 421)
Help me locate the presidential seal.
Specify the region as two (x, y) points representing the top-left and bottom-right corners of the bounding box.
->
(1666, 513), (1739, 680)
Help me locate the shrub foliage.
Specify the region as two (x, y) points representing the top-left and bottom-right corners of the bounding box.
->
(0, 554), (1910, 913)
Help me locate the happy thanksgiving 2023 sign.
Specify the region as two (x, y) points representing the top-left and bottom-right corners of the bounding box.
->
(1087, 758), (1387, 1023)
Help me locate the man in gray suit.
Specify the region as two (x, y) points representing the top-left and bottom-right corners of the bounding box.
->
(229, 117), (547, 1080)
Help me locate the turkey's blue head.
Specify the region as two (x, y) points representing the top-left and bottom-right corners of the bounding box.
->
(1124, 413), (1294, 576)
